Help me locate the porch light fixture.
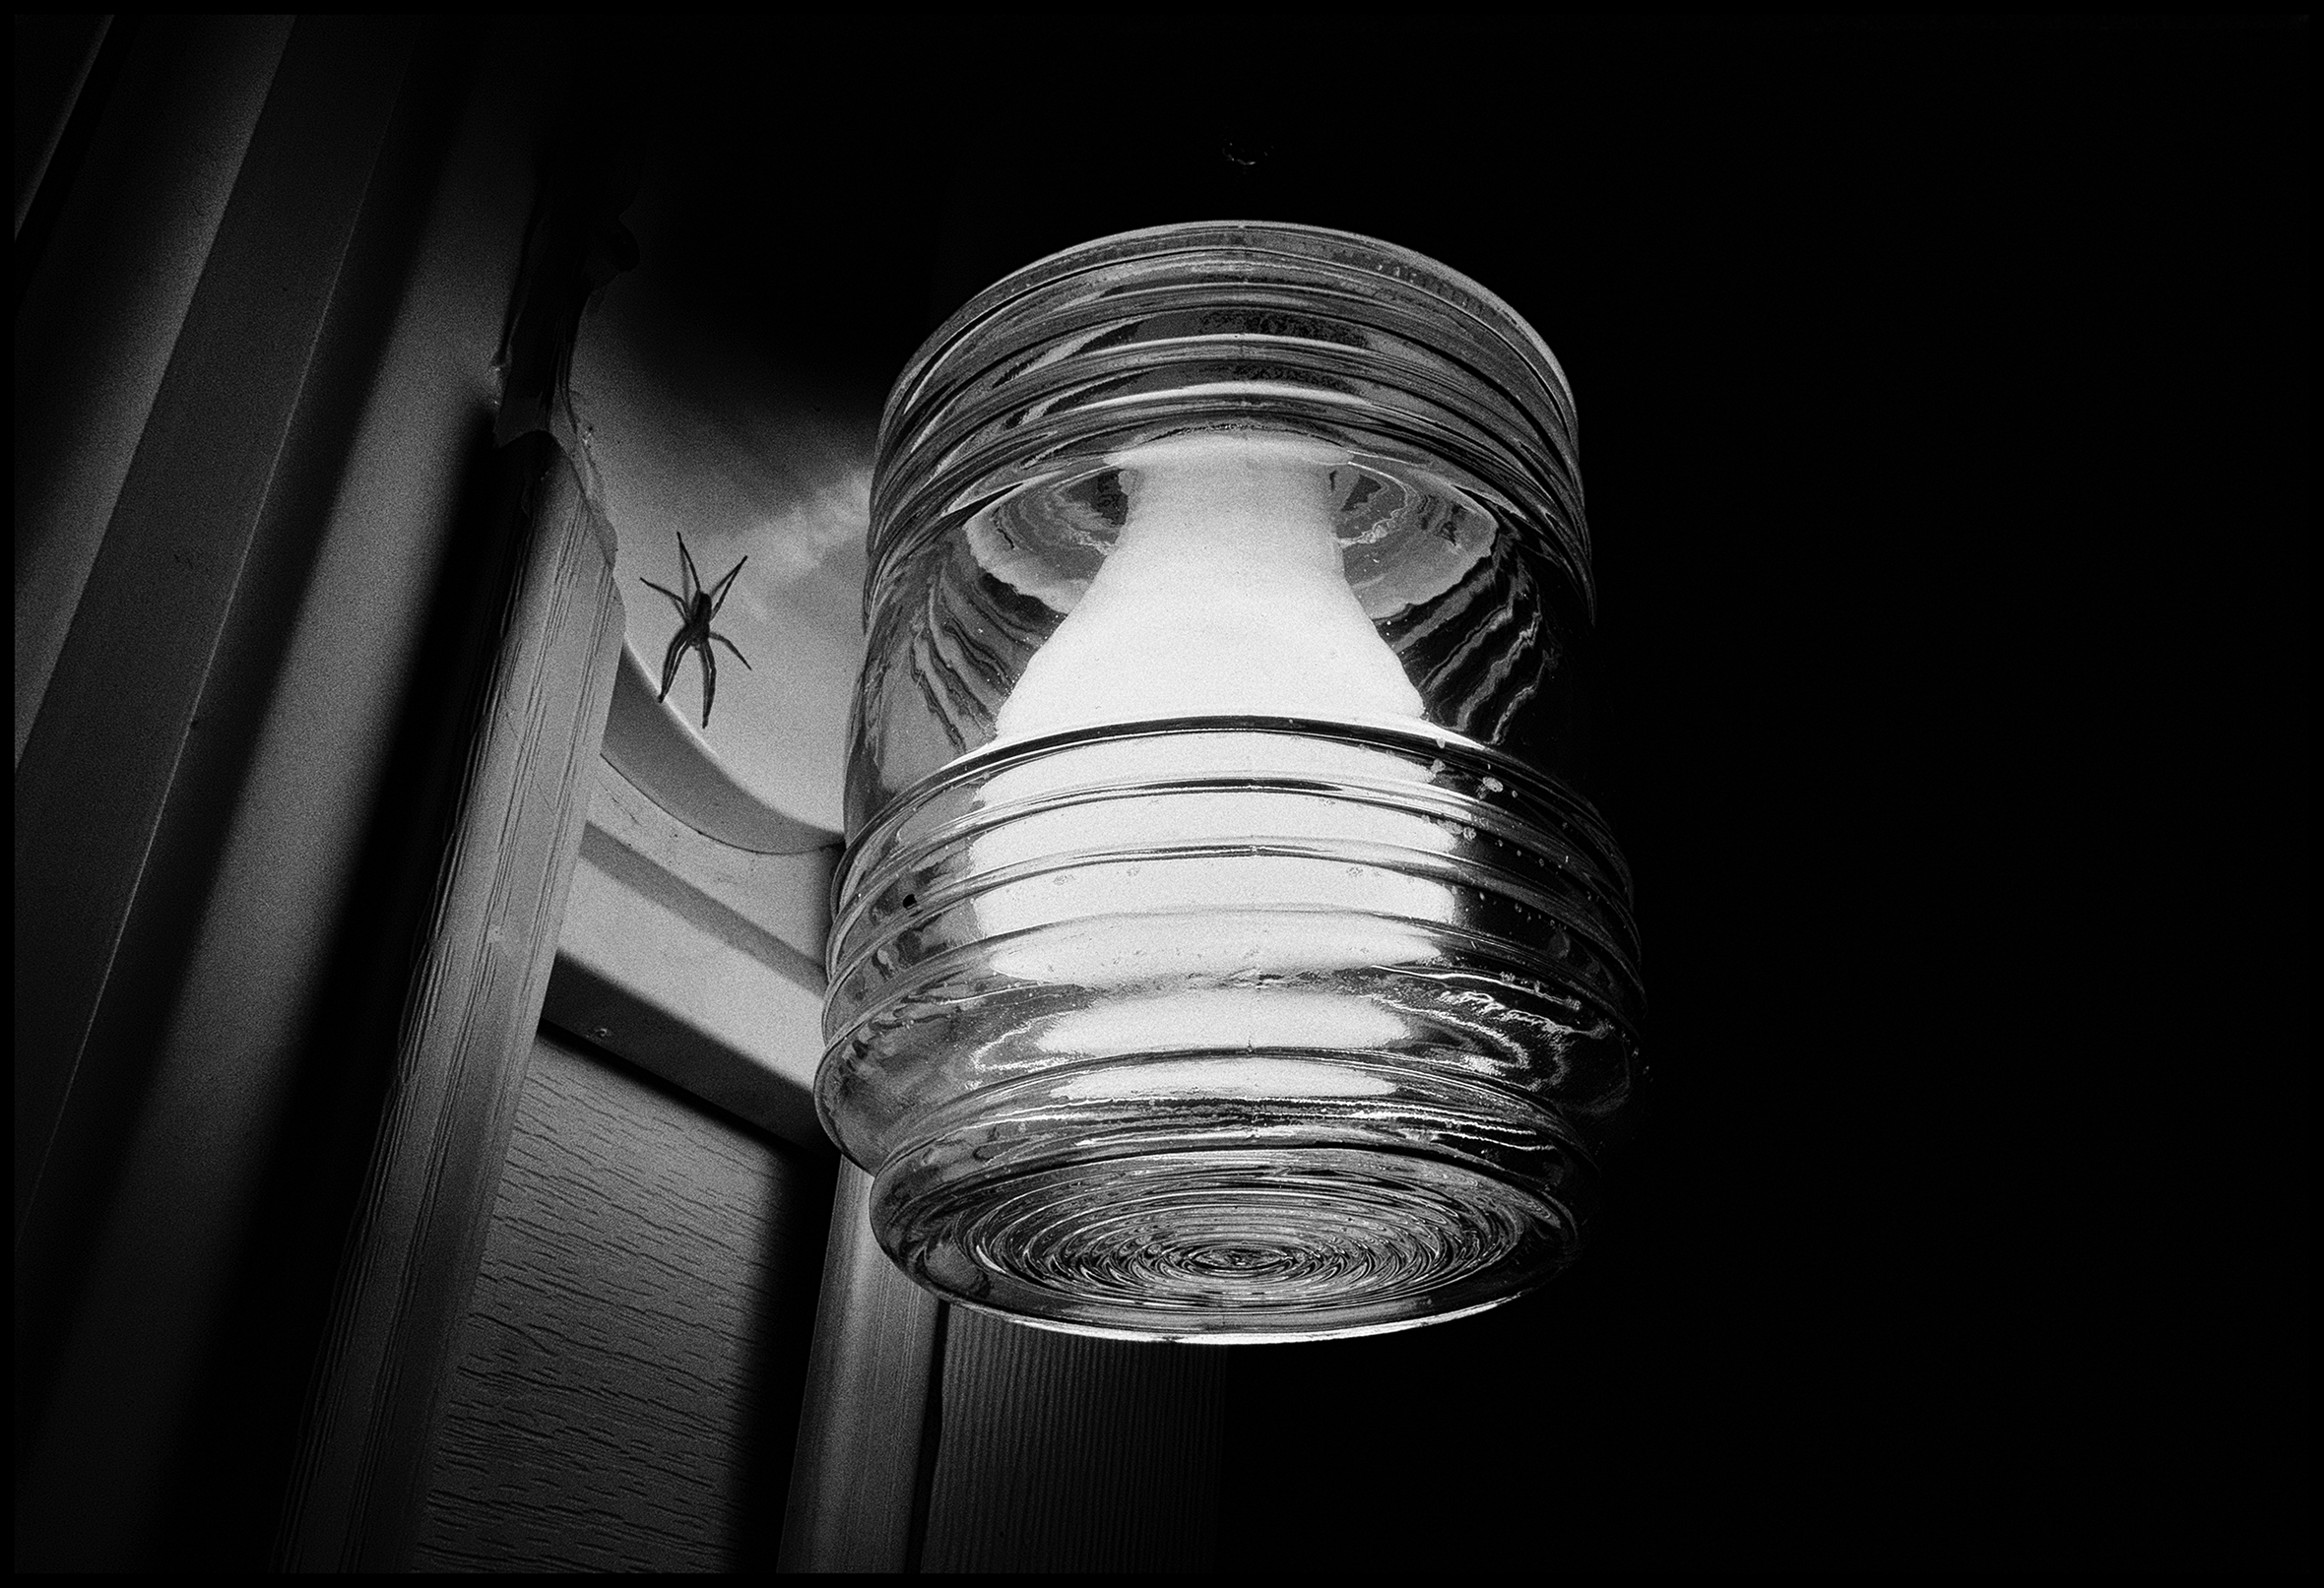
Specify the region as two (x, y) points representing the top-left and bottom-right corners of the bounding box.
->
(818, 222), (1644, 1340)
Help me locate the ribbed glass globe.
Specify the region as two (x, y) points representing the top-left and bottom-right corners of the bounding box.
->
(819, 222), (1644, 1341)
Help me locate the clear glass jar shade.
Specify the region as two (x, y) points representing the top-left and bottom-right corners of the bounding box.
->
(820, 223), (1643, 1340)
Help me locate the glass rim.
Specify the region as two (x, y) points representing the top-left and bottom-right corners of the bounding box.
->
(882, 219), (1577, 451)
(867, 222), (1592, 617)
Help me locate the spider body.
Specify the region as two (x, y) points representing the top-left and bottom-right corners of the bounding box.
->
(641, 533), (751, 729)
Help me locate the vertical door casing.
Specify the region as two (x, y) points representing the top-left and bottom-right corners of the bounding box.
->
(11, 18), (613, 1569)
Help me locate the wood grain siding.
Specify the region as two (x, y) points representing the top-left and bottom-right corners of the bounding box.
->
(414, 1026), (832, 1572)
(920, 1313), (1226, 1573)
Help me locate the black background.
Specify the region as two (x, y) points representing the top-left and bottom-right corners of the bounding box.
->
(617, 18), (2308, 1570)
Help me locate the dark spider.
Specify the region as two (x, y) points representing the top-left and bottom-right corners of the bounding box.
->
(641, 532), (751, 729)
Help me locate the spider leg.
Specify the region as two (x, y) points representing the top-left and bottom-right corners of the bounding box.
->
(712, 630), (753, 669)
(658, 624), (690, 702)
(697, 635), (717, 729)
(677, 533), (703, 604)
(640, 577), (689, 619)
(708, 555), (748, 614)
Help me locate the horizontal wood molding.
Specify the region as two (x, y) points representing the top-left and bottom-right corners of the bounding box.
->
(544, 758), (836, 1153)
(582, 752), (835, 974)
(600, 640), (844, 858)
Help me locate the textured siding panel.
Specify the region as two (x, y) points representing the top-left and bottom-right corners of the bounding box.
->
(412, 1027), (830, 1572)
